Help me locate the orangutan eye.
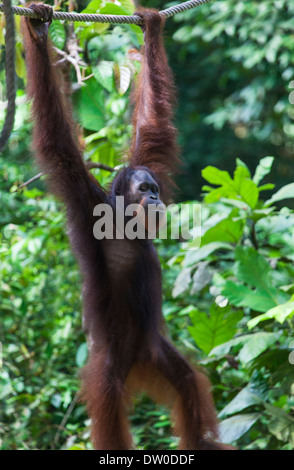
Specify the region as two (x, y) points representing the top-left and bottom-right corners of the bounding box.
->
(139, 183), (149, 192)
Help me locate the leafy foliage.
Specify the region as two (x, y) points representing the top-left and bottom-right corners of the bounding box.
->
(171, 157), (294, 449)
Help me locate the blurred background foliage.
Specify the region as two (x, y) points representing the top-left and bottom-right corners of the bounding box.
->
(1, 0), (294, 450)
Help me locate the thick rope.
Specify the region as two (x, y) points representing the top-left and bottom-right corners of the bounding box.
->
(0, 0), (15, 152)
(0, 0), (211, 150)
(0, 0), (211, 24)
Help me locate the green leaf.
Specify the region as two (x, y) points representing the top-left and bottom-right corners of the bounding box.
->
(219, 413), (261, 444)
(114, 64), (132, 95)
(191, 261), (212, 293)
(222, 281), (278, 312)
(265, 183), (294, 206)
(129, 24), (144, 45)
(219, 385), (264, 419)
(92, 61), (114, 92)
(258, 183), (275, 192)
(203, 186), (232, 203)
(202, 166), (235, 187)
(238, 250), (289, 301)
(100, 3), (130, 16)
(73, 78), (105, 131)
(27, 238), (42, 254)
(183, 242), (233, 267)
(238, 332), (280, 364)
(51, 394), (62, 408)
(81, 0), (103, 13)
(68, 444), (87, 450)
(117, 0), (135, 14)
(253, 156), (274, 185)
(233, 165), (251, 189)
(15, 43), (26, 79)
(236, 158), (251, 175)
(248, 299), (294, 329)
(49, 21), (66, 50)
(77, 21), (109, 47)
(233, 166), (259, 208)
(234, 246), (272, 288)
(172, 267), (192, 298)
(209, 332), (280, 362)
(238, 178), (259, 208)
(76, 343), (88, 367)
(91, 142), (116, 167)
(219, 198), (250, 210)
(264, 404), (294, 446)
(251, 207), (275, 223)
(188, 304), (243, 354)
(202, 163), (259, 208)
(201, 215), (244, 245)
(222, 246), (289, 312)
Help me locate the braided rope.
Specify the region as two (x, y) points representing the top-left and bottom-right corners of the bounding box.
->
(0, 0), (211, 24)
(0, 0), (15, 152)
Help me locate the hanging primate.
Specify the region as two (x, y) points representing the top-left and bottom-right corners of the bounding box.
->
(22, 3), (230, 450)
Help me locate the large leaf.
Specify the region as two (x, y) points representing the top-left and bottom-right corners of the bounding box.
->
(73, 78), (105, 131)
(76, 342), (88, 367)
(100, 3), (131, 16)
(49, 21), (66, 49)
(81, 0), (103, 13)
(117, 0), (135, 14)
(210, 332), (280, 364)
(183, 242), (233, 267)
(233, 166), (259, 208)
(219, 413), (261, 444)
(222, 246), (290, 312)
(248, 298), (294, 329)
(233, 165), (251, 186)
(172, 267), (192, 298)
(202, 166), (235, 187)
(201, 215), (244, 245)
(219, 385), (264, 419)
(264, 404), (294, 446)
(92, 61), (114, 92)
(234, 245), (271, 287)
(238, 178), (259, 208)
(265, 183), (294, 206)
(202, 162), (259, 208)
(188, 304), (243, 354)
(90, 142), (116, 167)
(203, 185), (233, 203)
(210, 335), (247, 357)
(238, 332), (280, 364)
(222, 281), (280, 312)
(114, 64), (132, 95)
(253, 156), (274, 185)
(191, 261), (212, 293)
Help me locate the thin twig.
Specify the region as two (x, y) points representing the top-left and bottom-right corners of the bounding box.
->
(15, 171), (44, 191)
(14, 162), (115, 191)
(85, 161), (115, 172)
(53, 392), (79, 447)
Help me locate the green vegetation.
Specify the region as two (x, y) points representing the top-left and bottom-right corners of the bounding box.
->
(1, 0), (294, 450)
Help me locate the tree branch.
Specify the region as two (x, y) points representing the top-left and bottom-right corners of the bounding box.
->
(14, 162), (115, 191)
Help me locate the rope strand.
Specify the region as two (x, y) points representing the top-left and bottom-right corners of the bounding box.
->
(0, 0), (15, 152)
(0, 0), (211, 24)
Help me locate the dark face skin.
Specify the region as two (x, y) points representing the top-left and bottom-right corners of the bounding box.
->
(128, 170), (165, 235)
(128, 170), (161, 207)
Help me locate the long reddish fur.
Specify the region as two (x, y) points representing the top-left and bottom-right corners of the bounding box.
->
(130, 10), (180, 198)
